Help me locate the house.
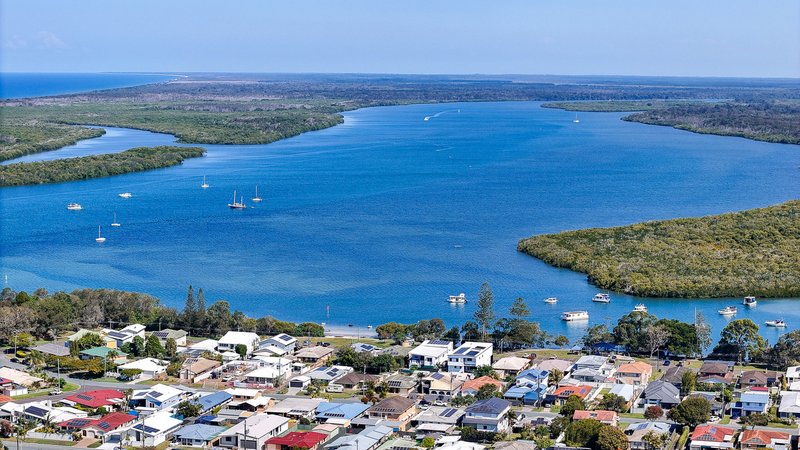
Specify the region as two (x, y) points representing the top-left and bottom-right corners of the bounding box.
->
(435, 437), (487, 450)
(777, 390), (800, 418)
(687, 392), (725, 417)
(124, 410), (183, 447)
(0, 377), (23, 397)
(59, 411), (137, 440)
(494, 442), (536, 450)
(193, 391), (233, 414)
(245, 367), (290, 387)
(536, 359), (573, 374)
(615, 361), (653, 386)
(218, 331), (261, 355)
(409, 340), (453, 369)
(352, 342), (382, 355)
(461, 376), (504, 397)
(609, 383), (635, 404)
(462, 398), (512, 433)
(316, 401), (370, 425)
(573, 355), (613, 374)
(218, 413), (289, 449)
(573, 410), (618, 426)
(731, 387), (770, 418)
(268, 397), (324, 420)
(173, 423), (228, 448)
(0, 367), (43, 388)
(152, 328), (188, 346)
(308, 366), (353, 384)
(661, 366), (691, 390)
(642, 381), (681, 409)
(182, 338), (220, 358)
(62, 389), (125, 409)
(421, 372), (465, 398)
(118, 357), (167, 378)
(503, 384), (548, 406)
(107, 324), (146, 348)
(295, 346), (337, 368)
(267, 431), (329, 450)
(515, 369), (550, 388)
(32, 342), (70, 357)
(689, 425), (736, 450)
(325, 425), (393, 450)
(625, 422), (672, 450)
(130, 383), (185, 411)
(785, 366), (800, 385)
(79, 346), (127, 362)
(385, 374), (419, 396)
(492, 357), (531, 378)
(180, 357), (221, 383)
(21, 401), (87, 424)
(550, 385), (592, 405)
(447, 342), (493, 373)
(739, 430), (791, 450)
(698, 362), (734, 385)
(366, 396), (418, 431)
(412, 406), (465, 435)
(334, 372), (379, 390)
(262, 333), (298, 354)
(67, 329), (116, 348)
(739, 370), (779, 389)
(569, 367), (609, 384)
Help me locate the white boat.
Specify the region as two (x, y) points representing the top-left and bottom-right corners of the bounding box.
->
(111, 212), (121, 227)
(118, 192), (132, 198)
(561, 311), (589, 321)
(448, 293), (467, 304)
(252, 185), (263, 202)
(95, 225), (106, 243)
(201, 176), (209, 189)
(743, 296), (757, 307)
(573, 113), (580, 123)
(765, 320), (786, 328)
(718, 306), (737, 316)
(633, 303), (648, 313)
(592, 293), (611, 303)
(544, 297), (559, 304)
(228, 191), (247, 209)
(67, 203), (82, 210)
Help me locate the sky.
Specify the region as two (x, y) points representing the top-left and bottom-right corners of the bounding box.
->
(1, 0), (799, 78)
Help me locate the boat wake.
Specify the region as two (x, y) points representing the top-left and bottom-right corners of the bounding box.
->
(424, 109), (460, 121)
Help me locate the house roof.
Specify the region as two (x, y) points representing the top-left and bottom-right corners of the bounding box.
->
(412, 406), (465, 424)
(553, 385), (592, 399)
(0, 395), (12, 404)
(691, 425), (735, 442)
(195, 391), (233, 411)
(269, 397), (324, 414)
(268, 333), (297, 345)
(409, 340), (453, 358)
(779, 391), (800, 414)
(450, 342), (492, 358)
(267, 431), (328, 449)
(132, 411), (183, 434)
(183, 357), (220, 374)
(369, 396), (416, 414)
(699, 362), (730, 375)
(739, 371), (768, 385)
(609, 383), (635, 401)
(64, 389), (125, 408)
(575, 355), (609, 367)
(174, 423), (227, 441)
(220, 413), (289, 438)
(152, 329), (187, 340)
(573, 410), (618, 422)
(625, 421), (671, 441)
(739, 430), (790, 445)
(85, 412), (137, 432)
(33, 342), (70, 357)
(80, 346), (126, 358)
(335, 372), (379, 386)
(462, 376), (504, 393)
(295, 346), (336, 359)
(0, 367), (43, 387)
(492, 357), (530, 371)
(617, 361), (652, 375)
(536, 359), (573, 373)
(118, 357), (166, 372)
(316, 401), (369, 420)
(465, 397), (511, 414)
(644, 381), (680, 403)
(386, 374), (418, 389)
(661, 366), (690, 385)
(218, 331), (260, 346)
(326, 425), (393, 450)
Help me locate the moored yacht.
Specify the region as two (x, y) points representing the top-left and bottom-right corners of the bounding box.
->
(743, 296), (757, 307)
(111, 212), (121, 227)
(95, 225), (106, 243)
(633, 303), (648, 313)
(252, 185), (263, 202)
(67, 203), (82, 210)
(118, 192), (132, 198)
(573, 113), (580, 123)
(592, 293), (611, 303)
(448, 293), (467, 304)
(561, 311), (589, 321)
(201, 176), (209, 189)
(718, 306), (737, 316)
(544, 297), (559, 304)
(228, 191), (247, 209)
(765, 319), (786, 328)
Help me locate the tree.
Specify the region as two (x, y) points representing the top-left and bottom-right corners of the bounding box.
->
(548, 369), (564, 386)
(598, 393), (627, 412)
(741, 413), (769, 427)
(183, 285), (196, 329)
(444, 326), (461, 345)
(695, 311), (712, 355)
(657, 319), (698, 356)
(375, 322), (409, 341)
(510, 297), (529, 319)
(144, 334), (164, 358)
(565, 419), (603, 448)
(596, 424), (629, 450)
(766, 330), (800, 370)
(165, 338), (178, 361)
(717, 319), (766, 363)
(473, 365), (498, 379)
(642, 431), (667, 450)
(583, 324), (613, 347)
(473, 282), (495, 341)
(644, 324), (671, 357)
(421, 437), (435, 448)
(643, 405), (663, 420)
(667, 396), (710, 427)
(235, 344), (248, 359)
(476, 384), (500, 400)
(554, 335), (570, 348)
(296, 322), (325, 337)
(196, 287), (206, 332)
(614, 311), (657, 353)
(129, 336), (145, 357)
(461, 321), (482, 342)
(680, 371), (696, 396)
(206, 300), (233, 336)
(560, 394), (586, 418)
(74, 332), (104, 351)
(0, 419), (12, 438)
(176, 400), (202, 418)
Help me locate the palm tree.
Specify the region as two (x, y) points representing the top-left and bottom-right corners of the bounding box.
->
(27, 350), (45, 371)
(505, 408), (517, 429)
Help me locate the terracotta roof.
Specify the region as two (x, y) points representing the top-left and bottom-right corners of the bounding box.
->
(369, 395), (416, 414)
(0, 395), (12, 404)
(699, 362), (730, 376)
(64, 389), (125, 408)
(553, 385), (592, 398)
(573, 410), (618, 422)
(86, 412), (137, 431)
(335, 372), (379, 386)
(691, 425), (735, 442)
(617, 361), (652, 374)
(739, 371), (768, 385)
(740, 430), (790, 445)
(462, 376), (504, 392)
(266, 431), (328, 448)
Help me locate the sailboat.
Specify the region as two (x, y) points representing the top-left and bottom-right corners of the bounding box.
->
(252, 185), (262, 202)
(95, 226), (106, 243)
(228, 190), (247, 209)
(201, 176), (209, 189)
(111, 212), (121, 227)
(573, 113), (580, 123)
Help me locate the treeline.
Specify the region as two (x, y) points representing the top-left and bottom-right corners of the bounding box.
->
(624, 101), (800, 144)
(518, 200), (800, 298)
(0, 121), (104, 161)
(541, 100), (703, 112)
(0, 146), (205, 187)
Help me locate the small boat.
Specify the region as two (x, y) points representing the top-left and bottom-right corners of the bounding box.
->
(718, 306), (737, 316)
(118, 192), (132, 198)
(766, 320), (787, 328)
(633, 303), (648, 313)
(743, 296), (757, 307)
(201, 176), (209, 189)
(424, 116), (430, 121)
(111, 212), (121, 227)
(592, 293), (611, 303)
(544, 297), (559, 304)
(367, 325), (373, 329)
(562, 311), (589, 321)
(573, 113), (580, 123)
(252, 185), (262, 202)
(448, 293), (467, 304)
(95, 225), (106, 243)
(67, 203), (82, 210)
(228, 191), (247, 209)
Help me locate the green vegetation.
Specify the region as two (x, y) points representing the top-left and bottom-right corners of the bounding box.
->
(0, 120), (104, 161)
(0, 145), (204, 187)
(541, 100), (702, 112)
(518, 200), (800, 298)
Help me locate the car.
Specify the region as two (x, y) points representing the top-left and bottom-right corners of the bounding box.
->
(49, 389), (63, 396)
(709, 415), (721, 423)
(662, 360), (671, 366)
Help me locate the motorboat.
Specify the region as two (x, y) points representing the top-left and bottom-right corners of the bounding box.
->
(718, 306), (737, 316)
(67, 203), (82, 210)
(743, 296), (757, 307)
(633, 303), (648, 313)
(561, 311), (589, 321)
(544, 297), (559, 304)
(118, 192), (132, 198)
(765, 320), (786, 328)
(448, 293), (467, 304)
(592, 293), (611, 303)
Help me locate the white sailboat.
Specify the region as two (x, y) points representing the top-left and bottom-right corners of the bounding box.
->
(111, 212), (121, 227)
(252, 185), (262, 202)
(228, 190), (247, 209)
(201, 176), (209, 189)
(118, 192), (132, 198)
(573, 113), (580, 123)
(95, 226), (106, 243)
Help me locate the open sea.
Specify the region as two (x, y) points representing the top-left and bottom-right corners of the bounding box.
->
(0, 73), (177, 99)
(1, 75), (799, 344)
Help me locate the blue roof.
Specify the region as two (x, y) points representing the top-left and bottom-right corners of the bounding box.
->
(174, 423), (227, 441)
(195, 391), (232, 412)
(740, 391), (769, 404)
(316, 401), (370, 420)
(503, 386), (531, 399)
(518, 368), (549, 380)
(592, 342), (628, 352)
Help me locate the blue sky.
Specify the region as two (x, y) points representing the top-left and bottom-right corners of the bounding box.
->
(2, 0), (798, 77)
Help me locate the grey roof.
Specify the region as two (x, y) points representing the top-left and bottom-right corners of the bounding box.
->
(465, 397), (511, 415)
(174, 424), (227, 441)
(644, 381), (680, 403)
(33, 342), (70, 357)
(326, 425), (393, 450)
(413, 406), (465, 425)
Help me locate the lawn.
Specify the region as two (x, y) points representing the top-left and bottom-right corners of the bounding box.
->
(307, 336), (392, 350)
(2, 438), (76, 446)
(11, 382), (79, 400)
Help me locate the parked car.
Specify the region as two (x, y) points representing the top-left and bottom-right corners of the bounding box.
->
(49, 389), (62, 396)
(662, 360), (671, 366)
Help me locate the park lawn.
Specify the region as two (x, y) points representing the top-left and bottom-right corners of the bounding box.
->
(308, 336), (392, 350)
(11, 382), (78, 400)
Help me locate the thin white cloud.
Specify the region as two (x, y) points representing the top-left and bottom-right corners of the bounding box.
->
(2, 35), (29, 49)
(34, 31), (67, 49)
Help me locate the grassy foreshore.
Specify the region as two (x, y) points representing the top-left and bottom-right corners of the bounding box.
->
(0, 146), (205, 187)
(518, 200), (800, 298)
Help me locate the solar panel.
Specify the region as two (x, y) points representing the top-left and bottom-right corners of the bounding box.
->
(429, 340), (450, 346)
(431, 373), (444, 380)
(25, 406), (48, 417)
(467, 350), (479, 356)
(388, 381), (402, 387)
(69, 418), (93, 427)
(77, 394), (93, 400)
(142, 425), (159, 433)
(148, 391), (163, 398)
(454, 348), (467, 355)
(441, 408), (456, 417)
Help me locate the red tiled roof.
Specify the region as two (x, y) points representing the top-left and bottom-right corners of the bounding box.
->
(573, 410), (618, 422)
(267, 431), (327, 449)
(740, 430), (790, 445)
(0, 377), (13, 385)
(462, 376), (504, 392)
(86, 412), (136, 431)
(553, 385), (592, 398)
(749, 386), (769, 392)
(64, 389), (125, 408)
(0, 395), (12, 404)
(691, 425), (735, 442)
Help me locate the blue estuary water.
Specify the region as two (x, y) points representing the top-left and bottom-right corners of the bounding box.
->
(2, 102), (799, 343)
(0, 73), (177, 99)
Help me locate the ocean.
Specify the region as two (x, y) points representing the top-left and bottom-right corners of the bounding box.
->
(0, 73), (177, 99)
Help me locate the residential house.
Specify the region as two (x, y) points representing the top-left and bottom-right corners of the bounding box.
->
(739, 370), (779, 389)
(334, 372), (379, 390)
(409, 340), (453, 369)
(731, 387), (770, 418)
(568, 355), (615, 383)
(218, 413), (290, 449)
(494, 442), (535, 450)
(609, 383), (635, 405)
(295, 346), (337, 368)
(739, 430), (791, 450)
(262, 333), (298, 354)
(625, 422), (672, 450)
(316, 402), (370, 425)
(267, 431), (329, 450)
(689, 425), (736, 450)
(515, 369), (550, 388)
(492, 357), (531, 378)
(421, 372), (465, 399)
(21, 402), (86, 424)
(67, 329), (116, 348)
(180, 357), (221, 383)
(173, 424), (228, 448)
(253, 355), (293, 376)
(124, 410), (183, 447)
(366, 396), (418, 431)
(536, 359), (573, 375)
(58, 412), (137, 441)
(642, 381), (681, 409)
(687, 392), (725, 417)
(308, 366), (353, 384)
(698, 362), (735, 385)
(661, 366), (691, 390)
(118, 357), (167, 378)
(0, 378), (24, 397)
(181, 338), (220, 358)
(549, 385), (593, 405)
(107, 324), (146, 348)
(777, 391), (800, 418)
(385, 374), (419, 396)
(352, 342), (382, 355)
(616, 361), (653, 386)
(268, 397), (324, 420)
(412, 406), (465, 436)
(0, 367), (42, 388)
(62, 389), (125, 410)
(461, 376), (504, 397)
(573, 410), (618, 426)
(503, 384), (548, 406)
(193, 391), (233, 414)
(462, 398), (512, 433)
(152, 328), (188, 347)
(130, 384), (185, 411)
(218, 331), (261, 355)
(32, 342), (70, 358)
(324, 425), (393, 450)
(245, 366), (290, 387)
(785, 366), (800, 385)
(79, 346), (127, 362)
(447, 342), (493, 374)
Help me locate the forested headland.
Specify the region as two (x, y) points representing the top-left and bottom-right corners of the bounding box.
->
(517, 201), (800, 298)
(0, 146), (205, 187)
